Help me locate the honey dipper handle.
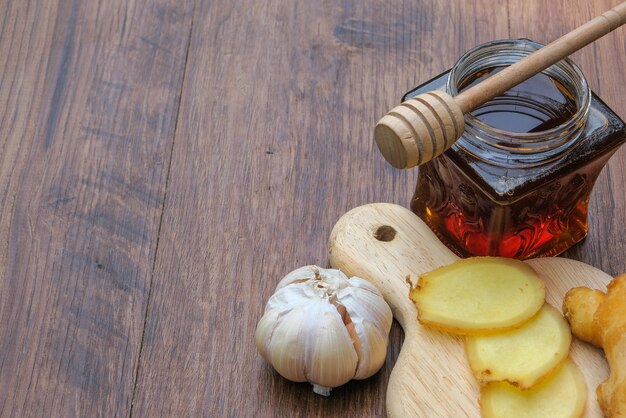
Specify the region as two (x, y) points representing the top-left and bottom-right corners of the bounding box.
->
(456, 1), (626, 113)
(375, 2), (626, 170)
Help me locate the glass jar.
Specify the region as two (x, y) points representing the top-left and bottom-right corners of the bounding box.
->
(407, 39), (626, 259)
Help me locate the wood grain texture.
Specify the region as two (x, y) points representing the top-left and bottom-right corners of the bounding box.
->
(129, 0), (508, 416)
(0, 0), (193, 416)
(1, 0), (625, 417)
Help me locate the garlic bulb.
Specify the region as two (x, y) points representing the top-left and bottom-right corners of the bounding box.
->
(255, 265), (392, 396)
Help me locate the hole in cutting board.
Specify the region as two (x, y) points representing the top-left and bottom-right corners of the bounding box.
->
(374, 225), (396, 242)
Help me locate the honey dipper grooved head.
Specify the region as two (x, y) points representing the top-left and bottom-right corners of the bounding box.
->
(374, 91), (464, 169)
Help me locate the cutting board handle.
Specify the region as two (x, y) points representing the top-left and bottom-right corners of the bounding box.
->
(329, 204), (470, 417)
(328, 203), (457, 328)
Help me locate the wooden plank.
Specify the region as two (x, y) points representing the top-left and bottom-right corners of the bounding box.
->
(508, 0), (626, 276)
(0, 0), (193, 415)
(130, 0), (508, 416)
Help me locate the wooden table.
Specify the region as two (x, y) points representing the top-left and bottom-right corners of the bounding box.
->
(1, 1), (625, 416)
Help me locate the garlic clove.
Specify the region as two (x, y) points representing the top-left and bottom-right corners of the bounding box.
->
(301, 299), (358, 391)
(265, 304), (311, 383)
(255, 307), (280, 361)
(339, 277), (393, 335)
(351, 321), (389, 379)
(336, 279), (393, 379)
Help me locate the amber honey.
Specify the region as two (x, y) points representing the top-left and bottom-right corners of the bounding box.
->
(458, 66), (577, 133)
(405, 39), (626, 259)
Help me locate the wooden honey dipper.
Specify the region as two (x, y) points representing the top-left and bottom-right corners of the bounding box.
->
(375, 2), (626, 169)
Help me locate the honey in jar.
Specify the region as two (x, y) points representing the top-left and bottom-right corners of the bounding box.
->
(406, 39), (626, 259)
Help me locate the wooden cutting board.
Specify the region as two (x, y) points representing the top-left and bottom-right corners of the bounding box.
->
(328, 203), (611, 418)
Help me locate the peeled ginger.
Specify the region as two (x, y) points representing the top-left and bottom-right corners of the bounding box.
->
(409, 257), (545, 335)
(466, 304), (571, 388)
(480, 359), (587, 418)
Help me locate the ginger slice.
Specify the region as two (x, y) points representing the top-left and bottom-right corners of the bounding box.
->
(409, 257), (545, 335)
(465, 304), (571, 388)
(480, 358), (587, 418)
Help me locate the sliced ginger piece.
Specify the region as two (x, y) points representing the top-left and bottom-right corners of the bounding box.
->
(409, 257), (545, 335)
(480, 358), (587, 418)
(466, 304), (571, 388)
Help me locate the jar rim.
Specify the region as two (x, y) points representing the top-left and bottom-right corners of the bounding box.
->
(447, 38), (591, 141)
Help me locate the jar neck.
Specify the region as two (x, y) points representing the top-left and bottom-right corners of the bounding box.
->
(446, 39), (591, 168)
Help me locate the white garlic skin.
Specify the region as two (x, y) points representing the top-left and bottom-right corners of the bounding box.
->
(255, 265), (392, 396)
